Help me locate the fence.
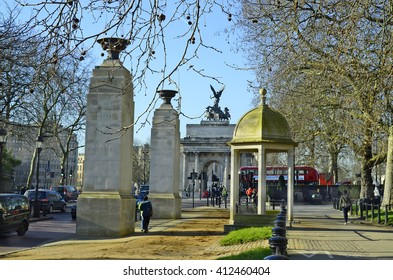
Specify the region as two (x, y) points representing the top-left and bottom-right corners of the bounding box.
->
(332, 197), (393, 225)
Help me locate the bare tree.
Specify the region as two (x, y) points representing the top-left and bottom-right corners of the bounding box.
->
(235, 0), (393, 199)
(10, 0), (236, 130)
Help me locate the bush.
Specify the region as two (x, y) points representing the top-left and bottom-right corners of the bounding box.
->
(219, 227), (272, 246)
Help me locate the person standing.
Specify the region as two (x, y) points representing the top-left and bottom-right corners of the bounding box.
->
(373, 185), (381, 204)
(339, 190), (351, 225)
(138, 196), (153, 233)
(246, 187), (253, 204)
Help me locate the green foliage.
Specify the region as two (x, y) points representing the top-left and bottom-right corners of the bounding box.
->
(217, 247), (272, 260)
(219, 227), (272, 246)
(1, 148), (21, 179)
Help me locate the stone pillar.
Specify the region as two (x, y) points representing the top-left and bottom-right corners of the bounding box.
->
(182, 152), (188, 193)
(258, 146), (266, 215)
(229, 148), (240, 224)
(76, 38), (135, 237)
(287, 148), (295, 225)
(149, 90), (181, 219)
(194, 152), (200, 196)
(223, 153), (229, 188)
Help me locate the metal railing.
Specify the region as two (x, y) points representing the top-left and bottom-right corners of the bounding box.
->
(332, 197), (392, 225)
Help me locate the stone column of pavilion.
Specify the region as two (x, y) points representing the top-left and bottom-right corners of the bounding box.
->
(76, 37), (135, 237)
(148, 90), (181, 219)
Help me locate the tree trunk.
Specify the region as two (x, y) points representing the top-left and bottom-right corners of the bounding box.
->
(26, 148), (37, 190)
(382, 126), (393, 206)
(360, 146), (374, 198)
(329, 151), (339, 184)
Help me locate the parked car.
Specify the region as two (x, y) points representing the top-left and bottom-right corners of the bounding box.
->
(24, 189), (66, 214)
(51, 185), (79, 202)
(0, 193), (30, 236)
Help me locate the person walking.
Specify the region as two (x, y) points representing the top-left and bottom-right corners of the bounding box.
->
(221, 186), (228, 208)
(339, 190), (351, 225)
(138, 196), (153, 233)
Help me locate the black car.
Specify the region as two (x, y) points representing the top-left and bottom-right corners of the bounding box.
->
(0, 193), (30, 236)
(51, 185), (79, 202)
(24, 189), (67, 214)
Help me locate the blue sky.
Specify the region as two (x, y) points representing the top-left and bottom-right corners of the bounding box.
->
(124, 11), (257, 143)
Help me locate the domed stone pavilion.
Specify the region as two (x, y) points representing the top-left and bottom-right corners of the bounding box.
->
(228, 89), (298, 226)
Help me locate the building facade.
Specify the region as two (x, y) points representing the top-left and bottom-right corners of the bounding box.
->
(5, 125), (78, 192)
(76, 153), (85, 191)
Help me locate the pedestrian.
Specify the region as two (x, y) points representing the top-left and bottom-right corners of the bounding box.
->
(138, 196), (153, 233)
(221, 186), (228, 208)
(373, 185), (381, 203)
(252, 189), (258, 206)
(339, 190), (351, 225)
(246, 187), (253, 203)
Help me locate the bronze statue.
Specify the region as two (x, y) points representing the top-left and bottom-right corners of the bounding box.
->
(204, 85), (230, 121)
(210, 84), (225, 109)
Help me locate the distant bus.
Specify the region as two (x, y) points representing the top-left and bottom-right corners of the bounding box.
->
(239, 165), (320, 191)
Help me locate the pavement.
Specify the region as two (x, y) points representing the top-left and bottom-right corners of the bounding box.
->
(20, 202), (393, 260)
(286, 204), (393, 260)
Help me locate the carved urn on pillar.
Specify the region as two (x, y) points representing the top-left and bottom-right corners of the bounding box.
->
(157, 89), (178, 105)
(97, 37), (130, 60)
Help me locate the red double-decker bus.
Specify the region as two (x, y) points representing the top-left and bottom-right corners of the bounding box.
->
(239, 165), (319, 191)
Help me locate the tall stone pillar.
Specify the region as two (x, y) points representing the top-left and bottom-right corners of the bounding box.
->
(149, 90), (181, 219)
(194, 152), (200, 195)
(182, 152), (189, 192)
(223, 153), (229, 188)
(76, 38), (135, 237)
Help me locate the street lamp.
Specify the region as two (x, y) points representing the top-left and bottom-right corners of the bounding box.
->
(33, 135), (44, 218)
(0, 128), (7, 193)
(190, 170), (198, 208)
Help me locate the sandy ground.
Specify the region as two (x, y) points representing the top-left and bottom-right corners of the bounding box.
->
(2, 207), (233, 260)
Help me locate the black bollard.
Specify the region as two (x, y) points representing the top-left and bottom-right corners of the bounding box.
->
(269, 236), (288, 255)
(274, 220), (286, 228)
(272, 226), (286, 238)
(264, 254), (290, 260)
(275, 215), (286, 221)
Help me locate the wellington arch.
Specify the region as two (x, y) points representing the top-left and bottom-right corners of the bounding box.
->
(180, 121), (235, 196)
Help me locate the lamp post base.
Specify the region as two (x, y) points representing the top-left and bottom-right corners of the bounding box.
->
(33, 201), (40, 218)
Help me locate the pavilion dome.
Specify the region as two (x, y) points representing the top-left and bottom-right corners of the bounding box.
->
(230, 89), (296, 145)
